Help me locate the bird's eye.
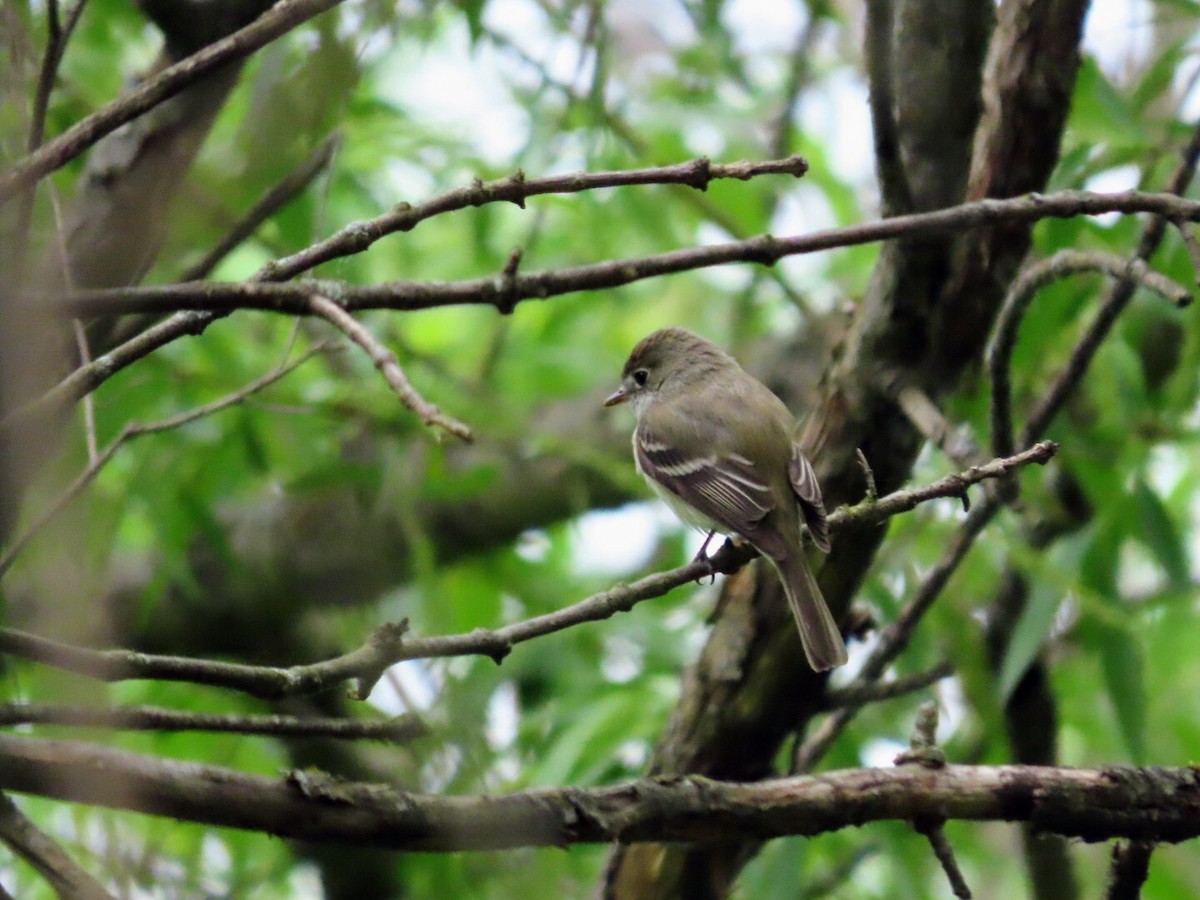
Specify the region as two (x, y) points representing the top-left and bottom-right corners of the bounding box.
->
(632, 369), (648, 387)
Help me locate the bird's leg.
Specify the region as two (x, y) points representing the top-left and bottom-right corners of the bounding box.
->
(693, 530), (717, 584)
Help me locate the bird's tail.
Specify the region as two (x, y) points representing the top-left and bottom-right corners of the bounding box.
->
(770, 552), (847, 671)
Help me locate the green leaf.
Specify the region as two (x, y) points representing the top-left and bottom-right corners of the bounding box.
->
(1096, 624), (1147, 764)
(455, 0), (486, 43)
(998, 582), (1061, 700)
(1132, 477), (1190, 588)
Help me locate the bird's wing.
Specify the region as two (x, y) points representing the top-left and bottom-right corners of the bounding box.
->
(788, 444), (830, 553)
(635, 424), (774, 534)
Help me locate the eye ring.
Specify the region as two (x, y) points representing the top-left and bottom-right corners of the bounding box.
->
(632, 369), (648, 387)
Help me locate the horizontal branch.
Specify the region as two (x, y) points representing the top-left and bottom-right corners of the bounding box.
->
(42, 190), (1200, 319)
(0, 735), (1197, 850)
(0, 443), (1054, 698)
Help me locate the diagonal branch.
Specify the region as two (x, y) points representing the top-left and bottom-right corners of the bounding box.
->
(0, 791), (115, 900)
(259, 155), (809, 283)
(1104, 841), (1153, 900)
(0, 444), (1054, 698)
(0, 0), (348, 206)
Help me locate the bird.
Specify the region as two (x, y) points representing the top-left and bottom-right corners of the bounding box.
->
(604, 327), (847, 670)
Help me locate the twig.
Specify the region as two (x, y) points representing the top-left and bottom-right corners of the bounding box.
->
(1104, 841), (1153, 900)
(895, 704), (970, 898)
(307, 295), (472, 442)
(0, 702), (426, 743)
(915, 820), (971, 899)
(7, 0), (89, 269)
(1172, 219), (1200, 289)
(46, 183), (100, 465)
(0, 447), (1051, 698)
(41, 189), (1200, 321)
(856, 448), (878, 502)
(822, 660), (953, 710)
(179, 132), (342, 282)
(986, 250), (1190, 460)
(70, 320), (97, 461)
(0, 343), (328, 577)
(0, 791), (115, 900)
(0, 0), (348, 205)
(27, 1), (89, 154)
(894, 700), (944, 768)
(832, 441), (1055, 525)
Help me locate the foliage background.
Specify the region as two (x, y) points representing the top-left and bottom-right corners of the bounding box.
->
(3, 0), (1200, 897)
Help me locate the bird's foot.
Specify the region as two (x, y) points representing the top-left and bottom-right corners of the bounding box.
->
(693, 531), (717, 584)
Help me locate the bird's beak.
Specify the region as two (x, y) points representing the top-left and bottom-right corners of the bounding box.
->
(604, 386), (629, 407)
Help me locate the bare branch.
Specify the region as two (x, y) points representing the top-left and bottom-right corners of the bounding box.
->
(832, 441), (1055, 526)
(308, 294), (472, 442)
(893, 703), (970, 897)
(1172, 219), (1200, 289)
(7, 0), (89, 267)
(916, 820), (972, 899)
(39, 190), (1200, 321)
(0, 703), (426, 743)
(0, 736), (1198, 851)
(986, 250), (1190, 460)
(0, 445), (1051, 697)
(0, 0), (348, 205)
(0, 791), (115, 900)
(822, 661), (953, 710)
(891, 384), (982, 469)
(70, 319), (97, 461)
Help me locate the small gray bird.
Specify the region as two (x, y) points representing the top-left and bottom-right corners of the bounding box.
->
(605, 327), (847, 671)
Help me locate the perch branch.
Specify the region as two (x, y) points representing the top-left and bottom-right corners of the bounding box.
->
(0, 445), (1053, 698)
